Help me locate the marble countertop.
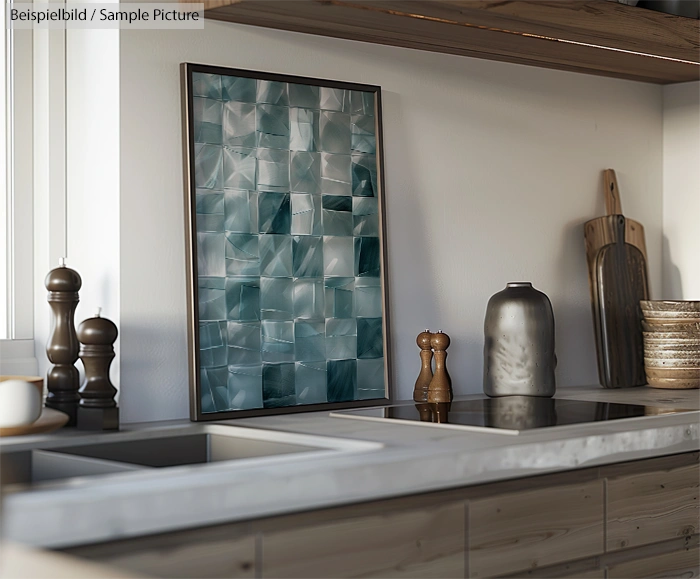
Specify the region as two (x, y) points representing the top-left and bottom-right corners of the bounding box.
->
(1, 386), (699, 549)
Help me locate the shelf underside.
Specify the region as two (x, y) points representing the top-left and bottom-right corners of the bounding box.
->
(204, 0), (700, 84)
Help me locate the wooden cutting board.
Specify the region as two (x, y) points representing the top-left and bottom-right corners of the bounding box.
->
(584, 170), (649, 388)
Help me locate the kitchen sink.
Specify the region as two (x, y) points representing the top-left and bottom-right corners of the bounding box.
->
(0, 423), (381, 493)
(49, 432), (323, 467)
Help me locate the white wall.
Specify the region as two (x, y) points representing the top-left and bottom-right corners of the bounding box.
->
(66, 26), (121, 390)
(662, 82), (700, 300)
(120, 21), (663, 423)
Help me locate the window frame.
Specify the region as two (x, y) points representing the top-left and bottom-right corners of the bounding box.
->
(1, 6), (36, 373)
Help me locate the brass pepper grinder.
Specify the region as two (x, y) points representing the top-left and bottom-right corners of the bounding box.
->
(427, 330), (452, 404)
(413, 330), (433, 402)
(77, 308), (119, 430)
(45, 258), (82, 426)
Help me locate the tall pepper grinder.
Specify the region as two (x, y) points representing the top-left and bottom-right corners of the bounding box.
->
(45, 258), (82, 426)
(427, 330), (452, 404)
(77, 308), (119, 430)
(413, 330), (433, 402)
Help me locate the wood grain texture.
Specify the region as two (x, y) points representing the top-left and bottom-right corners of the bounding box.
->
(604, 169), (623, 216)
(64, 524), (256, 578)
(203, 0), (700, 84)
(607, 462), (700, 551)
(585, 169), (650, 389)
(261, 501), (465, 578)
(607, 544), (700, 578)
(468, 480), (604, 577)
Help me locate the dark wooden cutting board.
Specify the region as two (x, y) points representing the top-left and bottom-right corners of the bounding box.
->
(584, 170), (650, 388)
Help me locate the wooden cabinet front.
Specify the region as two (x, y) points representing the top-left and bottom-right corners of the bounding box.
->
(261, 501), (465, 578)
(607, 544), (700, 578)
(468, 479), (604, 577)
(606, 454), (700, 551)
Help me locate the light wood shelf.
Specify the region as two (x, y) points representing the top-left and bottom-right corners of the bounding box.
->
(202, 0), (700, 84)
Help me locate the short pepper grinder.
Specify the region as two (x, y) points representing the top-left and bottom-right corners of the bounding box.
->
(45, 258), (82, 426)
(77, 308), (119, 430)
(427, 330), (452, 404)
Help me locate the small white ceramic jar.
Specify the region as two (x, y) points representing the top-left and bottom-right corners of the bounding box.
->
(0, 376), (43, 427)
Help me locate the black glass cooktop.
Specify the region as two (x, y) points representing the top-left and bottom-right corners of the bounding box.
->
(334, 397), (693, 434)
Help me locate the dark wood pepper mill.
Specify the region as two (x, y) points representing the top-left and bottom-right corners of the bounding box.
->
(413, 330), (433, 402)
(427, 330), (452, 404)
(45, 258), (82, 426)
(77, 308), (119, 430)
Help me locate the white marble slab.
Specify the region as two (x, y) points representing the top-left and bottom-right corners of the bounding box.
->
(1, 386), (698, 548)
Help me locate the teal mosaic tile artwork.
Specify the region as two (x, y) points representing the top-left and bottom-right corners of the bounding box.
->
(190, 69), (386, 414)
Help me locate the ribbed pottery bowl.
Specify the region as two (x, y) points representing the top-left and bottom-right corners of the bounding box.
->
(641, 300), (700, 389)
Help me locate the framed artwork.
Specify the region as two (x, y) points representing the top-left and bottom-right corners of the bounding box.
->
(182, 63), (391, 420)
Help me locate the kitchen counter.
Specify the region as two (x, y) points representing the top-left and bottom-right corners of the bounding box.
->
(1, 386), (698, 549)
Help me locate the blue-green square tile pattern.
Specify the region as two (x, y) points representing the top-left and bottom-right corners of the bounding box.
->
(293, 236), (323, 278)
(260, 277), (293, 320)
(290, 152), (321, 194)
(225, 233), (259, 276)
(228, 365), (263, 409)
(225, 277), (260, 321)
(223, 147), (255, 190)
(294, 320), (325, 361)
(261, 320), (294, 362)
(289, 84), (320, 109)
(194, 144), (223, 190)
(320, 153), (351, 196)
(227, 321), (261, 365)
(263, 363), (296, 407)
(224, 189), (258, 234)
(326, 318), (357, 360)
(259, 234), (292, 277)
(291, 194), (322, 236)
(199, 277), (226, 322)
(357, 317), (383, 359)
(223, 102), (255, 148)
(193, 73), (385, 413)
(295, 361), (327, 404)
(327, 359), (356, 402)
(357, 358), (384, 399)
(325, 277), (354, 318)
(290, 108), (319, 152)
(256, 104), (290, 149)
(355, 236), (380, 277)
(193, 98), (223, 145)
(221, 76), (256, 103)
(258, 192), (291, 235)
(351, 153), (377, 197)
(293, 278), (325, 320)
(201, 366), (228, 412)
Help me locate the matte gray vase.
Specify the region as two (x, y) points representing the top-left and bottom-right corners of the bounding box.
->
(483, 282), (556, 397)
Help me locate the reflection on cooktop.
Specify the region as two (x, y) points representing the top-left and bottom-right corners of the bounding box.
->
(337, 397), (693, 433)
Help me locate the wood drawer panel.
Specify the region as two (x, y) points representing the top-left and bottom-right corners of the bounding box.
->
(607, 545), (699, 578)
(64, 525), (256, 578)
(261, 500), (465, 578)
(607, 463), (700, 551)
(468, 479), (604, 578)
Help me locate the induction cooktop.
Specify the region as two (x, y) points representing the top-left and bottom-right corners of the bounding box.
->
(331, 397), (695, 435)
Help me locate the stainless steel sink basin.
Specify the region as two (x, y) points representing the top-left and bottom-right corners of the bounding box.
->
(50, 432), (325, 467)
(0, 423), (381, 493)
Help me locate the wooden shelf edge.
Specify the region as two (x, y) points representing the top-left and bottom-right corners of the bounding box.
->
(202, 0), (700, 84)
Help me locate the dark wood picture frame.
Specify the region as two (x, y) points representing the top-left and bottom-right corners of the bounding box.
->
(182, 63), (391, 421)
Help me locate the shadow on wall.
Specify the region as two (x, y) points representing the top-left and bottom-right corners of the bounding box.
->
(662, 235), (684, 300)
(119, 319), (190, 423)
(552, 216), (600, 389)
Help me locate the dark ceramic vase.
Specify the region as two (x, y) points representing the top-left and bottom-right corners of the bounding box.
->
(483, 282), (556, 397)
